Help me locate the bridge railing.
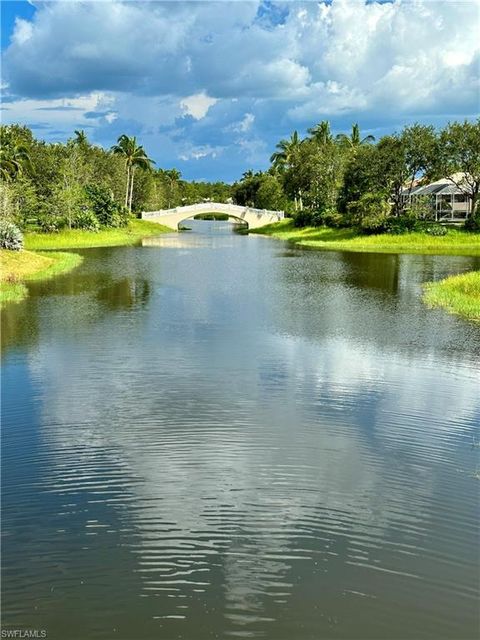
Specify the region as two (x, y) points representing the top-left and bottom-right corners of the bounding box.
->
(142, 202), (284, 220)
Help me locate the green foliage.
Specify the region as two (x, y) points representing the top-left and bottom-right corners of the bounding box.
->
(84, 184), (129, 228)
(424, 270), (480, 320)
(423, 223), (447, 236)
(0, 219), (24, 250)
(0, 125), (232, 235)
(72, 209), (100, 232)
(437, 119), (480, 216)
(232, 171), (284, 210)
(465, 211), (480, 232)
(0, 125), (33, 182)
(293, 210), (315, 227)
(347, 192), (391, 233)
(385, 211), (419, 234)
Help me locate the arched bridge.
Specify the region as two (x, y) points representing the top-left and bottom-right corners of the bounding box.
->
(141, 202), (284, 230)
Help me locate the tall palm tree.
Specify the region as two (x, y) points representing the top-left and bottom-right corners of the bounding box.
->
(308, 120), (333, 145)
(111, 135), (155, 212)
(270, 131), (301, 170)
(0, 139), (32, 181)
(336, 123), (375, 149)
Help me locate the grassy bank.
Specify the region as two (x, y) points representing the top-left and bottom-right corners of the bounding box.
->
(252, 220), (480, 256)
(424, 271), (480, 321)
(0, 249), (83, 306)
(25, 219), (172, 251)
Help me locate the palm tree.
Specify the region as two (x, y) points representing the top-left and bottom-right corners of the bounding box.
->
(336, 123), (375, 149)
(111, 135), (155, 212)
(270, 131), (301, 170)
(164, 168), (181, 207)
(73, 129), (89, 146)
(0, 140), (32, 181)
(308, 120), (333, 145)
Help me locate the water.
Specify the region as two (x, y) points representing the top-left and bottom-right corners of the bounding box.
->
(2, 221), (479, 639)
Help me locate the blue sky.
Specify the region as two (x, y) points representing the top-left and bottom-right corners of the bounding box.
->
(1, 0), (479, 182)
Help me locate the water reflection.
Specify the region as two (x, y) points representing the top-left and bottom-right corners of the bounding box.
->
(2, 230), (479, 639)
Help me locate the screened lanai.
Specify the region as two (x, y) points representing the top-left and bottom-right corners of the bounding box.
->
(401, 177), (472, 222)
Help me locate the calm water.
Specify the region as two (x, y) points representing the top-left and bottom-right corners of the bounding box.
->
(2, 221), (479, 640)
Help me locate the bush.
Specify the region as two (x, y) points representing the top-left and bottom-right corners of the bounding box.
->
(73, 209), (100, 232)
(423, 223), (447, 236)
(38, 214), (65, 233)
(465, 211), (480, 232)
(385, 212), (419, 234)
(318, 208), (346, 228)
(293, 209), (314, 227)
(0, 219), (24, 250)
(84, 185), (128, 227)
(347, 193), (391, 234)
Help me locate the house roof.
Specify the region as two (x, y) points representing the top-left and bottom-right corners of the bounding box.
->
(402, 173), (471, 197)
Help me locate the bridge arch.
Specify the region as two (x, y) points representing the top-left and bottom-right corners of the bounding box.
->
(141, 202), (284, 230)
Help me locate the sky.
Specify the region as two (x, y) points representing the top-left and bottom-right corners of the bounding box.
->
(1, 0), (479, 183)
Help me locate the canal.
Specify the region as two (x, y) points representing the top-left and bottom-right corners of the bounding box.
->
(2, 221), (479, 639)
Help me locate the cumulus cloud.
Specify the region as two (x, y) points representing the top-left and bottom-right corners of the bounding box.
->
(2, 0), (479, 180)
(180, 92), (218, 120)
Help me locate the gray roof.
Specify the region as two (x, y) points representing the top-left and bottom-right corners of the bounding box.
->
(402, 181), (465, 197)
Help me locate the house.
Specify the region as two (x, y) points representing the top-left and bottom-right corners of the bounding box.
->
(401, 173), (472, 222)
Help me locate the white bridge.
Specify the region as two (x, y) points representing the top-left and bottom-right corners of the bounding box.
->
(141, 202), (284, 230)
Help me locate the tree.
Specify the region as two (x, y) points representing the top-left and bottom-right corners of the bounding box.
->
(163, 169), (182, 208)
(111, 135), (155, 212)
(400, 124), (437, 195)
(307, 120), (333, 145)
(73, 129), (89, 147)
(270, 131), (301, 171)
(0, 127), (32, 182)
(437, 119), (480, 217)
(336, 123), (375, 150)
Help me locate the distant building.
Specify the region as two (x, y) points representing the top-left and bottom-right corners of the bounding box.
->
(401, 173), (472, 222)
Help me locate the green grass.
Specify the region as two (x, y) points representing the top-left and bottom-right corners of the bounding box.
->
(0, 249), (83, 307)
(424, 271), (480, 321)
(25, 219), (173, 250)
(252, 219), (480, 256)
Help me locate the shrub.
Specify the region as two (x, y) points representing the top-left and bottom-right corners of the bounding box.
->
(465, 211), (480, 232)
(347, 193), (391, 234)
(38, 214), (64, 233)
(319, 208), (346, 228)
(385, 212), (419, 234)
(293, 209), (314, 227)
(0, 219), (24, 250)
(424, 223), (447, 236)
(84, 184), (127, 227)
(73, 209), (100, 232)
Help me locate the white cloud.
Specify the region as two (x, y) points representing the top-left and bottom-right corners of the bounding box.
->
(180, 92), (218, 120)
(230, 112), (255, 133)
(179, 144), (221, 161)
(2, 0), (478, 179)
(12, 17), (33, 45)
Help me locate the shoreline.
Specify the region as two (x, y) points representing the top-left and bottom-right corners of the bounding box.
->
(24, 219), (173, 251)
(251, 219), (480, 256)
(423, 271), (480, 321)
(0, 250), (83, 307)
(1, 220), (172, 307)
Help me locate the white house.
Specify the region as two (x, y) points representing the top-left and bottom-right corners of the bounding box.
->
(401, 173), (473, 222)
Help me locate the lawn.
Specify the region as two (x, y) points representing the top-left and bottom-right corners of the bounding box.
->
(25, 219), (173, 250)
(424, 271), (480, 321)
(0, 249), (83, 306)
(252, 219), (480, 256)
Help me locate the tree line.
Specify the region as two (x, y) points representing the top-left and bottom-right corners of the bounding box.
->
(231, 119), (480, 233)
(1, 119), (479, 239)
(0, 125), (232, 234)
